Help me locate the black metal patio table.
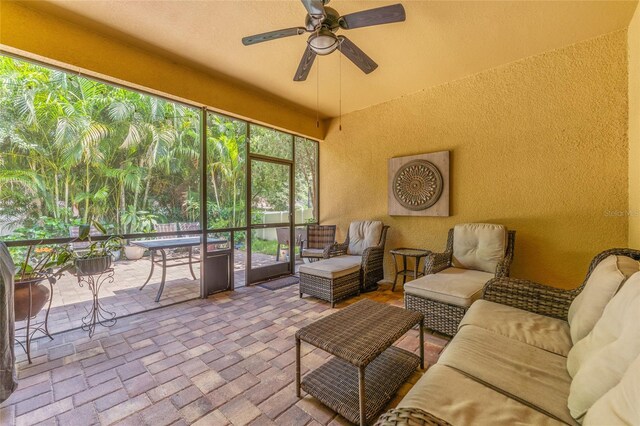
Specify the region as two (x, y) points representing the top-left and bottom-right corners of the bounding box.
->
(133, 237), (226, 302)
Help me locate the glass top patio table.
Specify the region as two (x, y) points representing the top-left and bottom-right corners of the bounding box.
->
(132, 237), (227, 302)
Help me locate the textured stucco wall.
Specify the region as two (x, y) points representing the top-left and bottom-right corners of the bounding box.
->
(0, 1), (324, 139)
(629, 5), (640, 248)
(320, 31), (629, 289)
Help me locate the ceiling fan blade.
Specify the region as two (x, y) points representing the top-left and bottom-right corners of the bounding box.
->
(293, 45), (317, 81)
(301, 0), (326, 20)
(242, 27), (306, 46)
(337, 36), (378, 74)
(340, 4), (406, 30)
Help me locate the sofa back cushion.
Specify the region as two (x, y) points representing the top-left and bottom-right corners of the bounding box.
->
(451, 223), (506, 274)
(347, 221), (383, 255)
(583, 352), (640, 425)
(567, 255), (637, 344)
(566, 271), (640, 420)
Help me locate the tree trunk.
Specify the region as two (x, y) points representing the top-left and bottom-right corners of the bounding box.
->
(64, 175), (69, 222)
(53, 172), (60, 219)
(83, 162), (90, 223)
(211, 166), (220, 210)
(142, 173), (151, 210)
(120, 182), (126, 233)
(132, 159), (143, 213)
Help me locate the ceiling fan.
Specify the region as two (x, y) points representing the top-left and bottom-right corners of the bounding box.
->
(242, 0), (406, 81)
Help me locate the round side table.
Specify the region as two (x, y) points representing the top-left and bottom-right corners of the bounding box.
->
(390, 248), (431, 291)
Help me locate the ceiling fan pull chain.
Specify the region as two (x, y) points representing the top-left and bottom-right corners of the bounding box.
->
(316, 62), (319, 128)
(339, 43), (342, 131)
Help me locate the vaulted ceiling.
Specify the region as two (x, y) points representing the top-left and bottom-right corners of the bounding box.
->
(25, 0), (639, 117)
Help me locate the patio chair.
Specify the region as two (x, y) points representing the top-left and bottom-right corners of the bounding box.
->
(155, 222), (178, 236)
(153, 223), (183, 257)
(328, 220), (390, 291)
(69, 225), (102, 254)
(275, 227), (306, 261)
(178, 222), (199, 233)
(404, 223), (516, 335)
(300, 225), (336, 263)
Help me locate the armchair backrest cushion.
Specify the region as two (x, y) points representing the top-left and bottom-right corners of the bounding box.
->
(451, 223), (506, 274)
(584, 352), (640, 425)
(347, 221), (383, 255)
(567, 255), (638, 344)
(566, 271), (640, 420)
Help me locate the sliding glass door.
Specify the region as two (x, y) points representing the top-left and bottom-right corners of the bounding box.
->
(246, 125), (295, 284)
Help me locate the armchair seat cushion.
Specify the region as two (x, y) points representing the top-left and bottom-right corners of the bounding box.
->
(298, 255), (362, 279)
(397, 364), (564, 426)
(460, 300), (572, 356)
(404, 267), (493, 308)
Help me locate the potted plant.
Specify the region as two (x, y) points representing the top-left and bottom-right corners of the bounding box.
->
(14, 245), (69, 283)
(70, 223), (123, 276)
(121, 208), (159, 260)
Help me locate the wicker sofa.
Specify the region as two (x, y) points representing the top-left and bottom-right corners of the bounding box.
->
(377, 248), (640, 425)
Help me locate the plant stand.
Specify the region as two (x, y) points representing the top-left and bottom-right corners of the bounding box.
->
(76, 268), (116, 337)
(14, 276), (55, 364)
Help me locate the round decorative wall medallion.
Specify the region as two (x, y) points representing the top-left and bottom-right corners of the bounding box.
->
(393, 160), (443, 210)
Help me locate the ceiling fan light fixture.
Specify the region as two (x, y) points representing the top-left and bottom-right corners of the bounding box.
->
(308, 29), (339, 55)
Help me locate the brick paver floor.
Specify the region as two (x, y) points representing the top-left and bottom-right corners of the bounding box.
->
(2, 283), (448, 426)
(15, 250), (304, 336)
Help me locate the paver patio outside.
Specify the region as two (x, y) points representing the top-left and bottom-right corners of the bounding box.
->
(15, 250), (303, 337)
(2, 283), (448, 426)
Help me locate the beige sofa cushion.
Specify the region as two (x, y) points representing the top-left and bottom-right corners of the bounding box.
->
(404, 268), (493, 308)
(398, 364), (565, 426)
(566, 271), (640, 421)
(298, 255), (361, 279)
(346, 221), (383, 255)
(438, 325), (576, 425)
(452, 223), (506, 273)
(616, 255), (640, 279)
(460, 300), (572, 356)
(583, 352), (640, 425)
(567, 255), (631, 344)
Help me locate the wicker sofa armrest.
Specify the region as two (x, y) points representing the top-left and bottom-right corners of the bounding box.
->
(375, 407), (452, 426)
(483, 277), (577, 320)
(324, 241), (348, 258)
(424, 251), (452, 275)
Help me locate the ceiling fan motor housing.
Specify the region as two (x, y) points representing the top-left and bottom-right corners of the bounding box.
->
(305, 7), (341, 32)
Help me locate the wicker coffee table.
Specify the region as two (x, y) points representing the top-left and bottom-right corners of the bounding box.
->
(296, 299), (424, 425)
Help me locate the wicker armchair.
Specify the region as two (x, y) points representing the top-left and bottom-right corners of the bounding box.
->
(483, 248), (640, 320)
(405, 224), (515, 335)
(424, 228), (516, 277)
(301, 225), (337, 262)
(326, 222), (390, 292)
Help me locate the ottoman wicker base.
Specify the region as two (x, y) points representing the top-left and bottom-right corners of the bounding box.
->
(296, 300), (424, 426)
(299, 270), (360, 308)
(404, 293), (466, 336)
(301, 346), (419, 425)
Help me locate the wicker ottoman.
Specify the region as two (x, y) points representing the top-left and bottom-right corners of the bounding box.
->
(299, 256), (361, 308)
(404, 271), (488, 336)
